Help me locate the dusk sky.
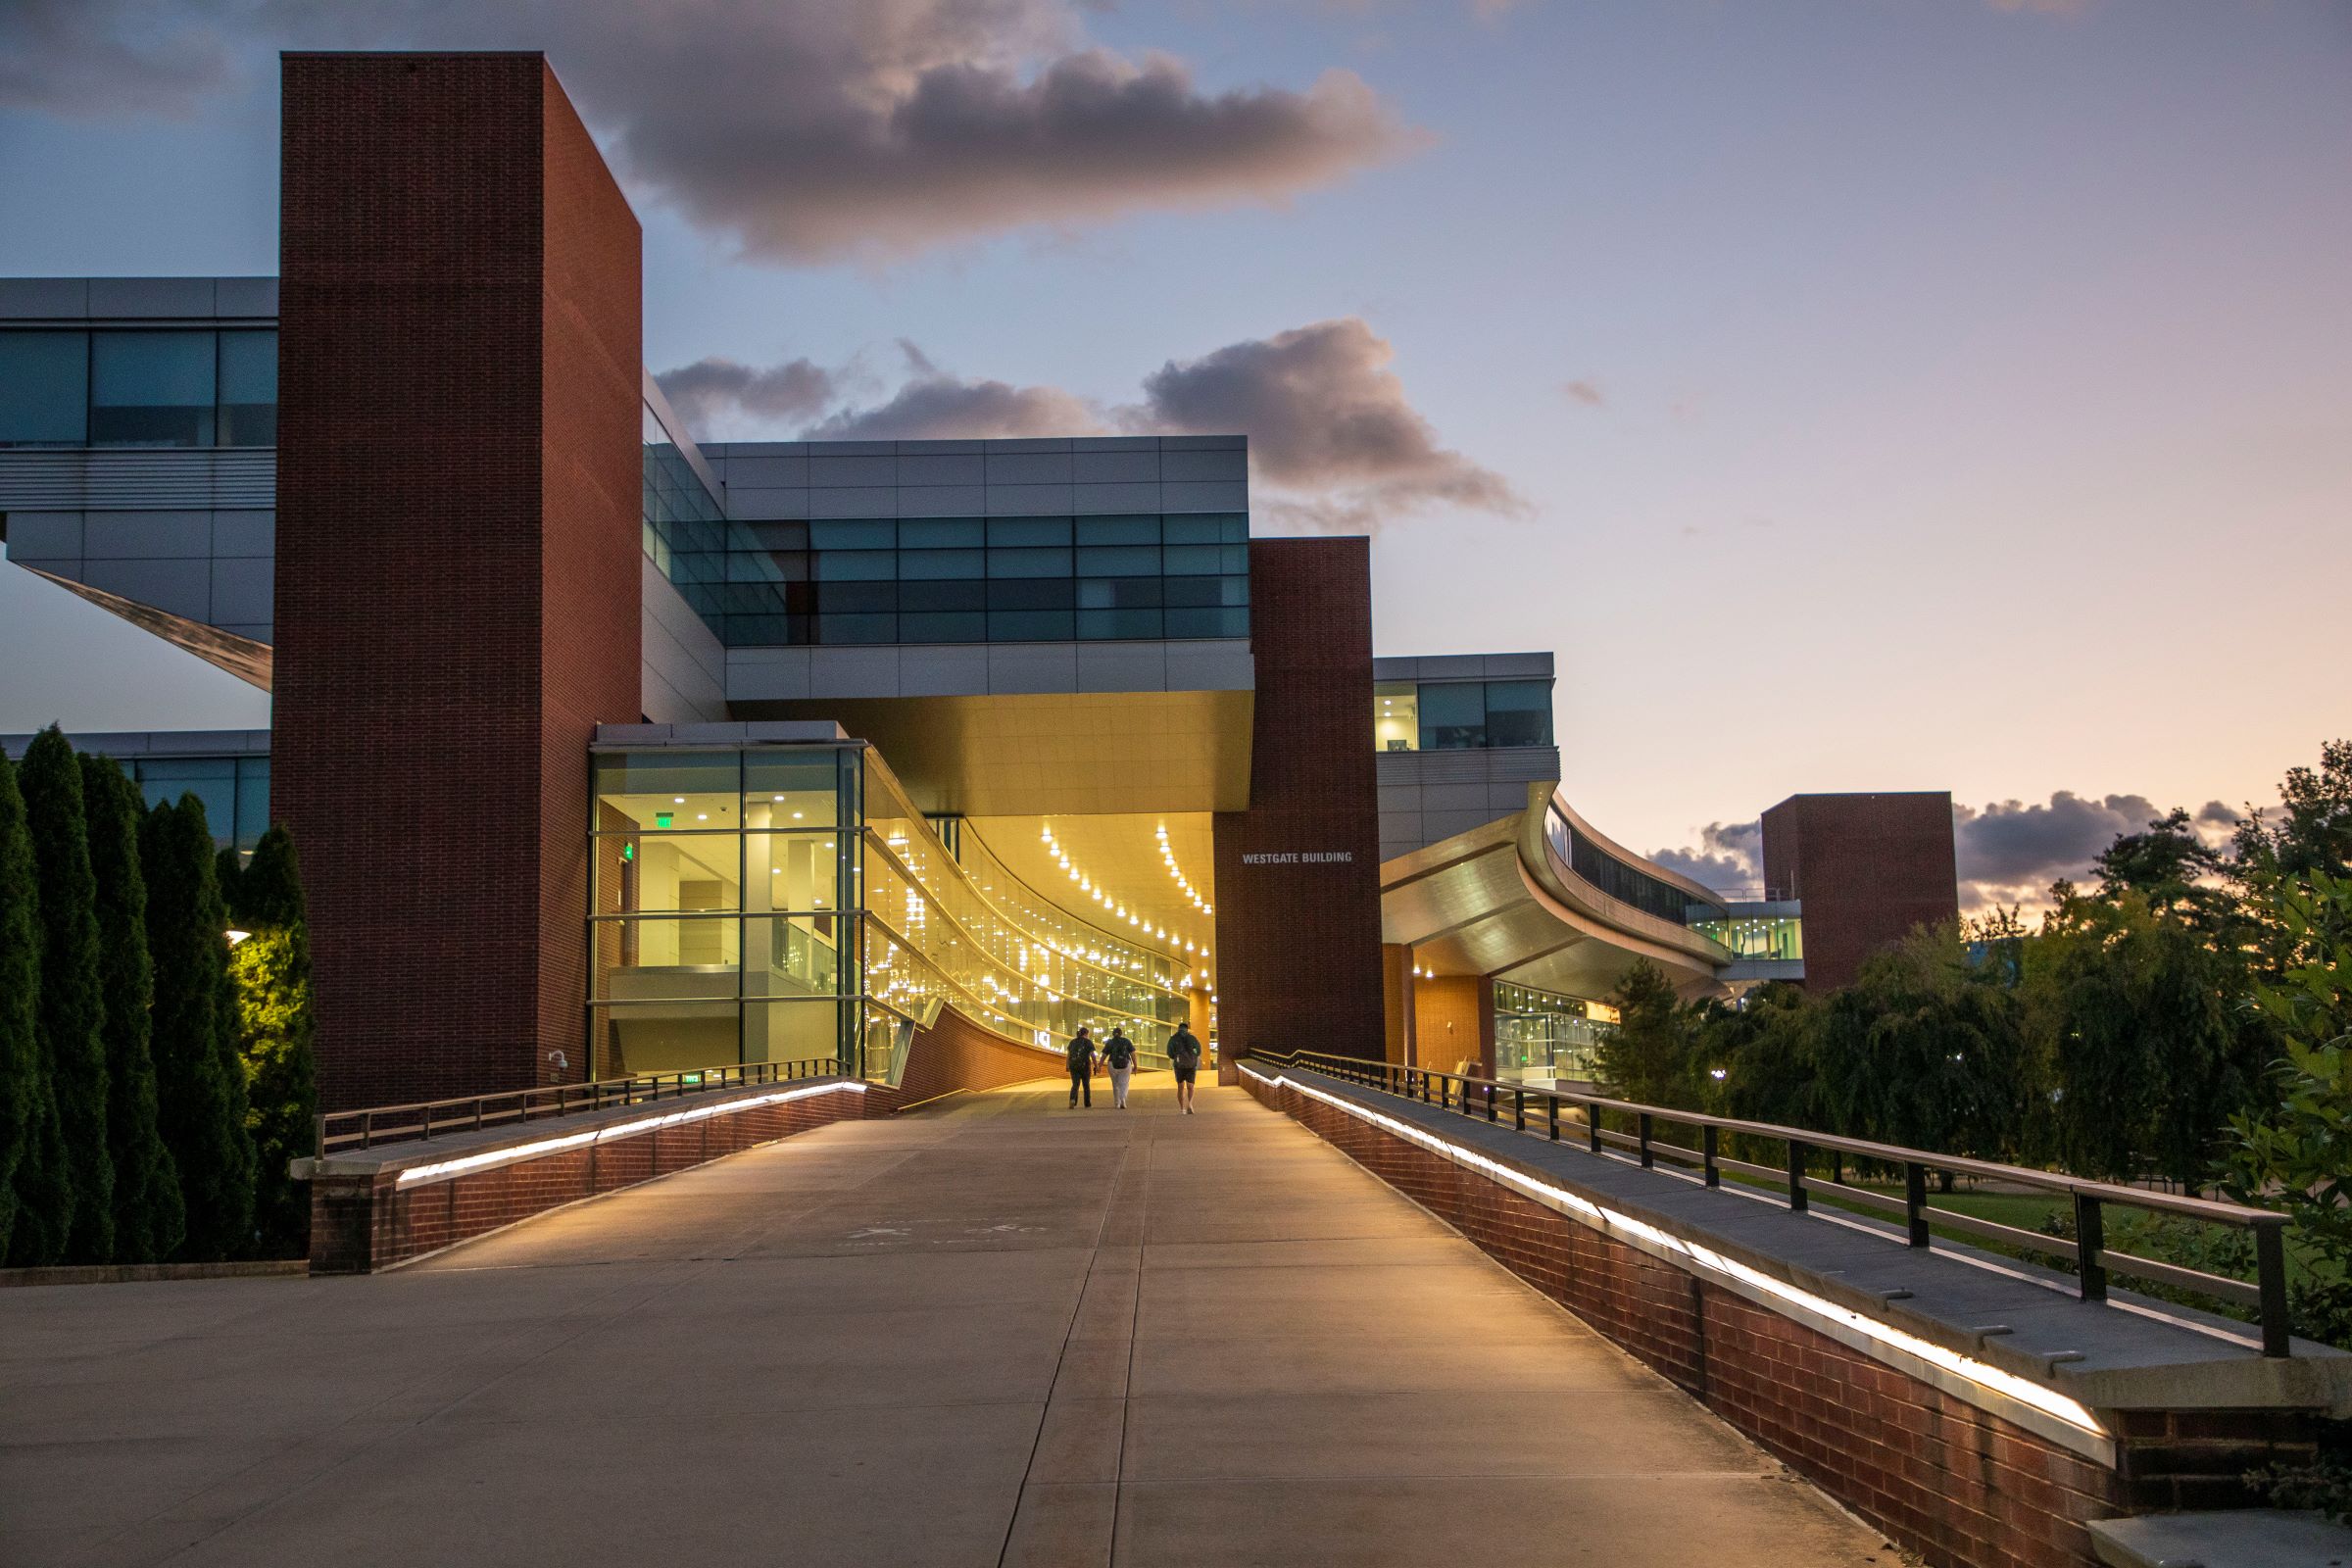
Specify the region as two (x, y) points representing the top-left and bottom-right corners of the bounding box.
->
(2, 0), (2346, 908)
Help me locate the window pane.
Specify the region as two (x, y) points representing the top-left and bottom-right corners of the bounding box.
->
(591, 1000), (743, 1076)
(91, 331), (216, 447)
(898, 611), (988, 642)
(815, 550), (896, 580)
(1375, 681), (1418, 753)
(987, 578), (1074, 610)
(1484, 680), (1554, 747)
(745, 754), (845, 828)
(898, 578), (985, 612)
(815, 580), (893, 613)
(989, 610), (1074, 640)
(1164, 607), (1249, 638)
(810, 518), (895, 549)
(988, 516), (1071, 547)
(898, 549), (985, 580)
(725, 613), (799, 645)
(134, 760), (236, 846)
(216, 329), (275, 446)
(987, 547), (1071, 578)
(751, 520), (810, 550)
(594, 752), (742, 832)
(591, 918), (742, 1000)
(1162, 516), (1224, 545)
(747, 828), (843, 912)
(744, 999), (845, 1065)
(592, 832), (743, 914)
(0, 331), (88, 446)
(1077, 577), (1162, 609)
(1163, 545), (1223, 575)
(1418, 682), (1487, 749)
(745, 918), (845, 999)
(1077, 608), (1163, 639)
(1076, 544), (1158, 575)
(899, 518), (984, 549)
(1075, 516), (1158, 545)
(233, 758), (270, 854)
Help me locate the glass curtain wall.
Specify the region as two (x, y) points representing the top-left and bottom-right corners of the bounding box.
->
(1494, 981), (1615, 1086)
(589, 743), (1194, 1082)
(1690, 913), (1804, 962)
(0, 329), (277, 448)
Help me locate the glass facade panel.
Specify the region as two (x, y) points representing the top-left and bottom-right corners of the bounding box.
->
(745, 753), (844, 827)
(593, 751), (742, 833)
(592, 1001), (743, 1078)
(1690, 914), (1803, 961)
(216, 329), (276, 446)
(1483, 680), (1553, 747)
(1374, 681), (1419, 752)
(1494, 981), (1614, 1086)
(593, 917), (742, 1000)
(130, 756), (269, 854)
(91, 330), (217, 446)
(1417, 681), (1487, 750)
(0, 330), (89, 446)
(1544, 806), (1725, 927)
(591, 832), (741, 915)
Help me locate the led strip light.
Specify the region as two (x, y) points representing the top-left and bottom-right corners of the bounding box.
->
(1240, 1062), (2112, 1458)
(390, 1079), (866, 1188)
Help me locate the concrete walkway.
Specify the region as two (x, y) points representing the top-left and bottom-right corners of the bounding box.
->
(1, 1078), (1891, 1567)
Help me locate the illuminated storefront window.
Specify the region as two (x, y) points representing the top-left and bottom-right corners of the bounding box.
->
(1494, 980), (1615, 1085)
(589, 742), (1196, 1083)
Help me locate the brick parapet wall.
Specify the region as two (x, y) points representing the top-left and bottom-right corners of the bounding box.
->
(1243, 1064), (2141, 1568)
(893, 1007), (1069, 1107)
(308, 1077), (873, 1273)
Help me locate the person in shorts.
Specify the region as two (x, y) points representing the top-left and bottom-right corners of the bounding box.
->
(1166, 1021), (1202, 1115)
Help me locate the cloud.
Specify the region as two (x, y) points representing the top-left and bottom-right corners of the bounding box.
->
(652, 317), (1519, 529)
(655, 357), (839, 435)
(0, 0), (1419, 264)
(808, 373), (1103, 441)
(1130, 318), (1524, 527)
(1647, 820), (1762, 893)
(1949, 791), (2161, 907)
(1561, 379), (1606, 408)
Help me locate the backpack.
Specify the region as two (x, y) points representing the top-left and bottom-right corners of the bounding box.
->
(1168, 1031), (1200, 1065)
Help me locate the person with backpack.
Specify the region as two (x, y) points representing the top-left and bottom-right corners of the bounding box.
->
(1166, 1021), (1202, 1115)
(1065, 1026), (1098, 1108)
(1102, 1027), (1137, 1108)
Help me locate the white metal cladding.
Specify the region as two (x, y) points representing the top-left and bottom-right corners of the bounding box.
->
(0, 450), (276, 512)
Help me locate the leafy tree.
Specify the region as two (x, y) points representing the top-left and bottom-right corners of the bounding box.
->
(1811, 924), (2032, 1177)
(79, 756), (183, 1263)
(15, 728), (116, 1262)
(0, 757), (43, 1262)
(224, 826), (318, 1257)
(1596, 959), (1699, 1105)
(2233, 739), (2352, 886)
(2096, 807), (2240, 936)
(142, 796), (257, 1260)
(1711, 982), (1823, 1131)
(2224, 868), (2352, 1347)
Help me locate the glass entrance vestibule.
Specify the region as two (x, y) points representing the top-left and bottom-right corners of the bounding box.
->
(588, 741), (1195, 1082)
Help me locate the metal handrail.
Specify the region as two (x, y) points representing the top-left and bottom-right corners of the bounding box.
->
(1247, 1049), (2298, 1358)
(315, 1057), (843, 1158)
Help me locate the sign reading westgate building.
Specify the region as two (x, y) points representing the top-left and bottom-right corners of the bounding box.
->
(1240, 851), (1356, 864)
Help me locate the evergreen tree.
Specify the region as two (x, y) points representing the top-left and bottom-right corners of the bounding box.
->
(142, 796), (257, 1260)
(0, 756), (43, 1261)
(225, 825), (317, 1257)
(79, 756), (183, 1262)
(16, 728), (116, 1262)
(1595, 959), (1700, 1105)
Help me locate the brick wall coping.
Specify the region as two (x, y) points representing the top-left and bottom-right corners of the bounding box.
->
(2086, 1507), (2352, 1567)
(290, 1075), (869, 1191)
(1247, 1062), (2352, 1456)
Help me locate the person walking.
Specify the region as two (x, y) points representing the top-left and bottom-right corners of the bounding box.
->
(1102, 1027), (1137, 1109)
(1065, 1026), (1098, 1108)
(1167, 1021), (1202, 1115)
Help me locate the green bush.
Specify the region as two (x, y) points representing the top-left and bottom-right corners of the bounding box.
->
(142, 795), (257, 1260)
(78, 755), (183, 1263)
(0, 756), (43, 1263)
(224, 825), (317, 1258)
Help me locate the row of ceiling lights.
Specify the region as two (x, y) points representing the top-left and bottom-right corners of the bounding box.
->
(1038, 823), (1208, 958)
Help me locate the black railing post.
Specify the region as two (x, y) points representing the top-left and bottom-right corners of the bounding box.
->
(1486, 1085), (1497, 1123)
(1703, 1126), (1720, 1188)
(1588, 1105), (1601, 1154)
(1638, 1112), (1653, 1168)
(314, 1112), (326, 1159)
(1547, 1096), (1559, 1143)
(1904, 1163), (1929, 1248)
(1787, 1140), (1808, 1213)
(1513, 1089), (1525, 1133)
(420, 1103), (432, 1143)
(2073, 1193), (2107, 1301)
(2256, 1223), (2290, 1357)
(361, 1108), (374, 1151)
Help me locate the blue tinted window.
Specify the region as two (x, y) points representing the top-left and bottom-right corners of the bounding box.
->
(217, 330), (275, 446)
(815, 551), (897, 580)
(1075, 516), (1158, 545)
(899, 549), (985, 580)
(1165, 607), (1250, 638)
(899, 612), (987, 642)
(899, 518), (984, 548)
(899, 579), (985, 612)
(91, 331), (216, 447)
(1162, 516), (1225, 545)
(0, 331), (88, 446)
(989, 610), (1074, 640)
(1418, 682), (1486, 750)
(1484, 680), (1553, 747)
(1163, 545), (1223, 575)
(818, 612), (897, 643)
(810, 519), (894, 549)
(1078, 578), (1162, 609)
(987, 548), (1071, 578)
(987, 517), (1071, 547)
(1078, 609), (1163, 639)
(1076, 544), (1158, 576)
(818, 581), (894, 613)
(987, 579), (1074, 611)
